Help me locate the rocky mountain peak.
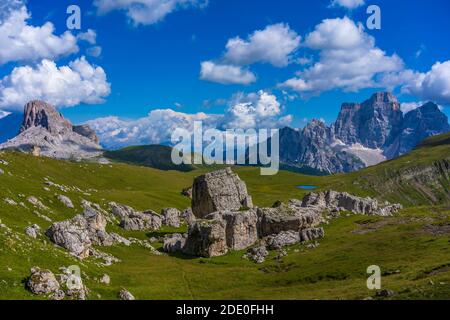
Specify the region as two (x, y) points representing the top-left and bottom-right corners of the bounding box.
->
(21, 100), (72, 135)
(369, 92), (398, 105)
(0, 100), (101, 159)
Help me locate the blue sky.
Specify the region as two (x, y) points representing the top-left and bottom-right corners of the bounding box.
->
(0, 0), (449, 147)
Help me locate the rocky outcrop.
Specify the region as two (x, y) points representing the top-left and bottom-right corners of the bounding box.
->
(181, 207), (196, 225)
(265, 231), (300, 250)
(257, 203), (322, 237)
(72, 125), (99, 144)
(45, 206), (114, 258)
(301, 191), (402, 216)
(110, 202), (162, 231)
(191, 168), (253, 218)
(0, 100), (102, 159)
(300, 227), (325, 242)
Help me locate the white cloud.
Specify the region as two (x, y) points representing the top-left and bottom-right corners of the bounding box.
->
(0, 57), (111, 111)
(200, 61), (256, 85)
(403, 61), (450, 105)
(86, 46), (103, 57)
(331, 0), (365, 9)
(0, 5), (78, 65)
(93, 0), (208, 26)
(77, 29), (97, 45)
(87, 91), (291, 148)
(0, 110), (11, 119)
(280, 17), (404, 94)
(223, 23), (301, 67)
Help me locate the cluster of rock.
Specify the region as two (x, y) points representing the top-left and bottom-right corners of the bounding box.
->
(27, 267), (88, 300)
(163, 168), (403, 261)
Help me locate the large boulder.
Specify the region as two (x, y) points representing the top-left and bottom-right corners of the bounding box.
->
(257, 203), (322, 237)
(265, 231), (300, 250)
(300, 227), (325, 242)
(208, 210), (258, 251)
(27, 267), (60, 295)
(45, 207), (113, 258)
(183, 219), (228, 257)
(191, 168), (253, 218)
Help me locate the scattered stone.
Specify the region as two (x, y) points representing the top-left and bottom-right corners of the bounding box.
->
(181, 186), (193, 198)
(27, 267), (60, 295)
(100, 274), (110, 285)
(25, 224), (41, 238)
(27, 196), (48, 210)
(57, 195), (74, 209)
(0, 168), (3, 174)
(119, 289), (135, 300)
(4, 198), (17, 206)
(51, 290), (65, 300)
(191, 168), (253, 218)
(244, 246), (268, 264)
(161, 208), (181, 227)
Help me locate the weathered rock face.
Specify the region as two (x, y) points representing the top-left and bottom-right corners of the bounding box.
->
(183, 219), (228, 258)
(0, 100), (102, 159)
(265, 231), (300, 250)
(301, 191), (402, 216)
(208, 210), (258, 251)
(191, 168), (253, 218)
(27, 267), (60, 295)
(161, 208), (181, 228)
(72, 125), (100, 144)
(110, 202), (162, 231)
(335, 92), (404, 149)
(300, 227), (325, 242)
(181, 207), (196, 225)
(257, 203), (322, 237)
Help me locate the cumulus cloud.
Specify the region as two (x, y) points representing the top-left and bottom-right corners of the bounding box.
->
(223, 23), (301, 67)
(87, 91), (291, 148)
(0, 5), (79, 65)
(0, 57), (111, 111)
(93, 0), (208, 26)
(200, 61), (256, 85)
(402, 61), (450, 105)
(200, 23), (300, 85)
(280, 17), (403, 94)
(331, 0), (365, 9)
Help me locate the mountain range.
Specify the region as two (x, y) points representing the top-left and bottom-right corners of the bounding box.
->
(276, 92), (450, 173)
(0, 92), (448, 174)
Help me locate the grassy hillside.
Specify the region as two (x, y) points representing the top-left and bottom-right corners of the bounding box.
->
(0, 133), (449, 300)
(104, 145), (196, 172)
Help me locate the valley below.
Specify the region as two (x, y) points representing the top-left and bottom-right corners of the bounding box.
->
(0, 132), (449, 300)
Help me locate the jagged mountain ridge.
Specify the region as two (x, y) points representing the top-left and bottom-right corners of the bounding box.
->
(0, 100), (102, 159)
(278, 92), (450, 174)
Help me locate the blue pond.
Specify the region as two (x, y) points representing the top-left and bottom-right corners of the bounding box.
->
(297, 185), (318, 190)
